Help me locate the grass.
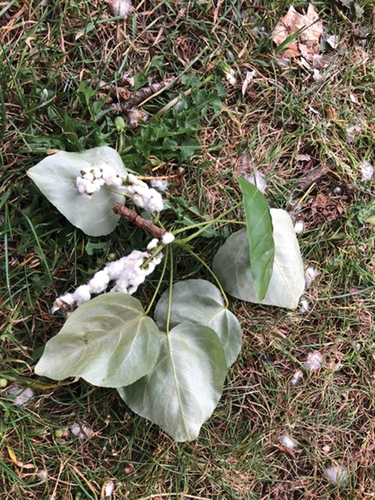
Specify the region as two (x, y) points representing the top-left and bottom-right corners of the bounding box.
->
(1, 0), (375, 498)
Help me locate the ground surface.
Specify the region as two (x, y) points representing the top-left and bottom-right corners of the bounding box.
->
(1, 1), (375, 499)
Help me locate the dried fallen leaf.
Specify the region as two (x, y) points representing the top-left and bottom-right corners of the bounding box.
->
(275, 444), (296, 458)
(272, 4), (323, 59)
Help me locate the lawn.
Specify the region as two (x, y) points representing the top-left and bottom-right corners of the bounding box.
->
(1, 1), (375, 499)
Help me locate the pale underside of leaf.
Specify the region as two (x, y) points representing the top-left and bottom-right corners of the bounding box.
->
(27, 146), (127, 236)
(154, 279), (242, 367)
(238, 177), (275, 302)
(118, 322), (227, 442)
(212, 209), (305, 309)
(35, 294), (160, 388)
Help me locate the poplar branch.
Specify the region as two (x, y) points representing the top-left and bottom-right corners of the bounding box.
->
(113, 203), (166, 239)
(103, 78), (174, 115)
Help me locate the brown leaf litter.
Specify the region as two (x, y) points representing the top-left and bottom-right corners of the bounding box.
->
(272, 4), (323, 59)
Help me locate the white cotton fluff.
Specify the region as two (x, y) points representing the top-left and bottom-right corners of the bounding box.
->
(51, 242), (165, 312)
(76, 168), (105, 195)
(122, 177), (164, 212)
(346, 125), (361, 143)
(145, 191), (164, 212)
(72, 285), (92, 305)
(127, 174), (147, 187)
(290, 370), (303, 386)
(88, 270), (110, 294)
(58, 293), (75, 306)
(360, 160), (374, 181)
(305, 266), (320, 288)
(305, 351), (323, 371)
(105, 481), (116, 497)
(92, 167), (102, 179)
(225, 69), (237, 86)
(242, 70), (256, 96)
(71, 423), (93, 442)
(151, 179), (169, 192)
(76, 168), (165, 212)
(37, 470), (48, 483)
(325, 465), (348, 486)
(101, 166), (120, 186)
(299, 296), (309, 313)
(82, 171), (94, 182)
(294, 220), (304, 234)
(147, 238), (159, 250)
(246, 170), (268, 194)
(110, 251), (163, 294)
(278, 434), (296, 450)
(108, 0), (132, 17)
(162, 232), (175, 245)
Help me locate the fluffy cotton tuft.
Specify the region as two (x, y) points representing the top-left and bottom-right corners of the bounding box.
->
(162, 232), (175, 245)
(325, 465), (348, 486)
(151, 179), (169, 192)
(51, 240), (165, 312)
(299, 296), (309, 313)
(147, 238), (159, 251)
(75, 168), (165, 212)
(72, 285), (91, 305)
(121, 177), (164, 212)
(246, 170), (268, 194)
(108, 0), (132, 17)
(294, 220), (304, 234)
(305, 266), (320, 288)
(305, 351), (323, 371)
(105, 481), (116, 497)
(360, 160), (374, 181)
(225, 69), (237, 86)
(88, 270), (110, 294)
(290, 370), (303, 386)
(278, 434), (296, 450)
(242, 70), (256, 96)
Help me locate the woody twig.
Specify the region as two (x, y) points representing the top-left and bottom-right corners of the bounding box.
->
(113, 203), (166, 239)
(101, 78), (175, 116)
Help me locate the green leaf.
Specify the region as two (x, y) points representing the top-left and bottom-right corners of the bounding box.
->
(118, 322), (227, 442)
(179, 137), (199, 161)
(35, 294), (160, 388)
(238, 177), (275, 301)
(154, 279), (241, 367)
(27, 146), (127, 236)
(213, 209), (304, 310)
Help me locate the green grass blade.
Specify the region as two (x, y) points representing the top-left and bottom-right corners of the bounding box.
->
(238, 177), (275, 302)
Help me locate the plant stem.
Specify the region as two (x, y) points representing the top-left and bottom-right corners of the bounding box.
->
(177, 201), (243, 244)
(165, 246), (174, 334)
(144, 249), (169, 316)
(172, 218), (245, 238)
(185, 246), (229, 309)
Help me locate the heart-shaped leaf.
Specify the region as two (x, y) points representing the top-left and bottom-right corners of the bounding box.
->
(35, 294), (160, 388)
(27, 146), (127, 236)
(118, 322), (227, 442)
(212, 209), (305, 309)
(154, 279), (241, 367)
(238, 177), (275, 301)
